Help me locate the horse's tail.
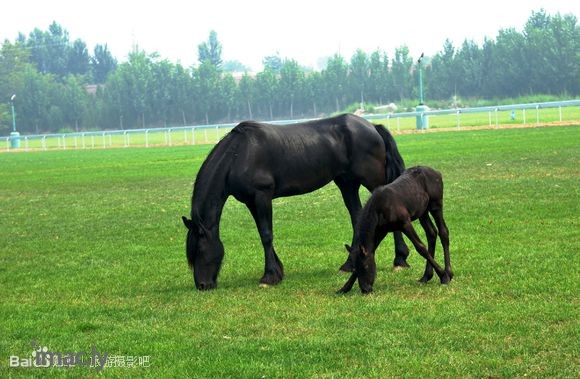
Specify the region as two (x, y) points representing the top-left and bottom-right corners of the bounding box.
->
(373, 124), (405, 183)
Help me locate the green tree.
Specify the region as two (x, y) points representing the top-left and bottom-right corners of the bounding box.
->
(61, 75), (89, 131)
(391, 46), (413, 101)
(323, 54), (348, 112)
(262, 54), (282, 73)
(256, 67), (278, 119)
(198, 30), (222, 68)
(349, 49), (369, 108)
(67, 39), (89, 76)
(195, 60), (221, 123)
(26, 22), (71, 77)
(91, 44), (117, 84)
(239, 73), (256, 119)
(279, 59), (304, 118)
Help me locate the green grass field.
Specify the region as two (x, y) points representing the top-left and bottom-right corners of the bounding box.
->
(0, 126), (578, 378)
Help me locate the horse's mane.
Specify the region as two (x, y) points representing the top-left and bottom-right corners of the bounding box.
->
(190, 124), (252, 222)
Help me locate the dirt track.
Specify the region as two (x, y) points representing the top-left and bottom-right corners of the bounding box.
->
(391, 120), (580, 135)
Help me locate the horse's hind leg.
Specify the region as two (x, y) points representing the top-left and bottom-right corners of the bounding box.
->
(393, 232), (410, 269)
(418, 214), (438, 283)
(401, 222), (450, 284)
(334, 179), (362, 272)
(431, 208), (453, 280)
(245, 192), (284, 286)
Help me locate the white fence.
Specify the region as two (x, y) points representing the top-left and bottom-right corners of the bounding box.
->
(3, 100), (579, 151)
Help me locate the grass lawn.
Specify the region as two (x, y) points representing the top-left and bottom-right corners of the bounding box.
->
(0, 125), (578, 378)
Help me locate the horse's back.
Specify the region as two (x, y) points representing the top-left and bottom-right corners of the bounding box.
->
(227, 114), (386, 198)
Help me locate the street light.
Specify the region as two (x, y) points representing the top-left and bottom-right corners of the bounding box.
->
(10, 94), (20, 148)
(417, 53), (424, 105)
(415, 53), (429, 130)
(10, 94), (16, 132)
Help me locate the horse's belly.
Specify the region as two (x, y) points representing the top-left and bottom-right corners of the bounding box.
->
(273, 172), (334, 197)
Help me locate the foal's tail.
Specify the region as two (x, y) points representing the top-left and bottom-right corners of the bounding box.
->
(373, 124), (405, 183)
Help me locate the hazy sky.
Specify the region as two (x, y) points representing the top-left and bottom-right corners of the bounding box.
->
(1, 0), (578, 70)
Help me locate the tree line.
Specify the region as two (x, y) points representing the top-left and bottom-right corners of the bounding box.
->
(0, 10), (578, 134)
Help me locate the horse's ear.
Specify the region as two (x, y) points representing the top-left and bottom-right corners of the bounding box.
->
(182, 216), (194, 230)
(344, 244), (352, 253)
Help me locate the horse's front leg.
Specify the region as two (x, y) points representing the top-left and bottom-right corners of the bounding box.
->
(334, 179), (362, 272)
(245, 191), (284, 286)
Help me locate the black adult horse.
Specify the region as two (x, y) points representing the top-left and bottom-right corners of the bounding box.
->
(182, 113), (409, 290)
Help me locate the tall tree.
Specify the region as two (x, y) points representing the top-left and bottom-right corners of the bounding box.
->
(391, 46), (413, 101)
(323, 54), (348, 112)
(349, 49), (370, 108)
(67, 39), (89, 76)
(239, 73), (255, 119)
(91, 44), (117, 84)
(198, 30), (222, 68)
(279, 59), (304, 118)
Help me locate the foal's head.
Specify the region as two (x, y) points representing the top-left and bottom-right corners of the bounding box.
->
(182, 216), (224, 290)
(344, 244), (376, 294)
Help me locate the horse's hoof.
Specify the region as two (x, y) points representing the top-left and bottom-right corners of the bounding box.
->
(440, 274), (451, 285)
(260, 273), (282, 286)
(418, 276), (432, 283)
(259, 283), (270, 288)
(393, 262), (410, 270)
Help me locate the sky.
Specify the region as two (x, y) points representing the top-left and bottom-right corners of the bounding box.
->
(1, 0), (578, 71)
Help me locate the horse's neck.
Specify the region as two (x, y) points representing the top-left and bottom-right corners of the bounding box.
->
(191, 165), (230, 232)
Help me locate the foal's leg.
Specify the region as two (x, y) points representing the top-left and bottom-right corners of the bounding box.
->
(393, 232), (411, 269)
(401, 222), (450, 284)
(335, 179), (362, 272)
(418, 214), (438, 283)
(430, 208), (453, 280)
(246, 191), (284, 286)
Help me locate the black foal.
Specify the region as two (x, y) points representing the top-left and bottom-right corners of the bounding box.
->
(338, 166), (453, 294)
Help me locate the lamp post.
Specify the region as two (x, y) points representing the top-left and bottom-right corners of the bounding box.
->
(415, 53), (429, 130)
(10, 94), (20, 148)
(417, 53), (424, 105)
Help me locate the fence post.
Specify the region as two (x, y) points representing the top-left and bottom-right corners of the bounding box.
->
(145, 129), (149, 147)
(62, 134), (66, 149)
(456, 110), (461, 130)
(495, 108), (499, 128)
(559, 106), (562, 122)
(42, 136), (47, 150)
(523, 108), (527, 124)
(536, 105), (540, 127)
(168, 129), (172, 146)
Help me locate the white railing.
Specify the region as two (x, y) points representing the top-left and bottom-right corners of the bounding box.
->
(3, 100), (579, 151)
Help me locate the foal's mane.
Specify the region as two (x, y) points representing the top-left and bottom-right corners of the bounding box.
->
(355, 194), (381, 248)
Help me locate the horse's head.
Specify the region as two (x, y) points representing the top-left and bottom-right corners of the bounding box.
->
(344, 244), (376, 294)
(182, 216), (224, 290)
